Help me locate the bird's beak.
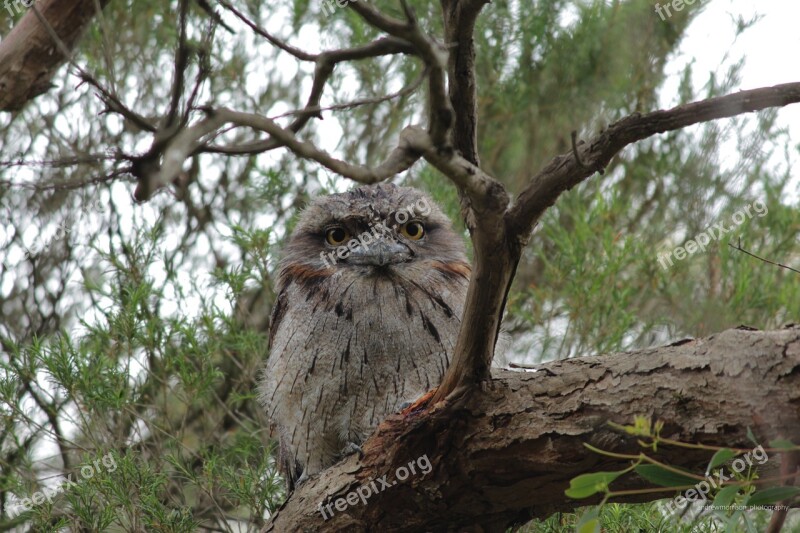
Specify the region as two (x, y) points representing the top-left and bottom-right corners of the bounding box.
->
(346, 239), (411, 267)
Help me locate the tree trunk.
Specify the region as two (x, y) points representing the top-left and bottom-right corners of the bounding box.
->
(264, 325), (800, 532)
(0, 0), (109, 111)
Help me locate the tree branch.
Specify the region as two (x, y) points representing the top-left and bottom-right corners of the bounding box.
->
(435, 82), (800, 402)
(27, 3), (156, 132)
(265, 325), (800, 532)
(441, 0), (489, 166)
(134, 108), (424, 200)
(0, 0), (111, 111)
(507, 82), (800, 238)
(199, 36), (416, 155)
(728, 240), (800, 275)
(349, 2), (453, 146)
(423, 0), (511, 403)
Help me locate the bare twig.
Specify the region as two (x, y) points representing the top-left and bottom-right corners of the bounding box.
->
(182, 21), (214, 127)
(163, 0), (192, 130)
(29, 4), (156, 132)
(200, 36), (415, 155)
(195, 0), (234, 33)
(0, 155), (115, 169)
(0, 167), (130, 191)
(91, 0), (117, 93)
(199, 108), (421, 184)
(348, 2), (453, 147)
(271, 66), (428, 120)
(216, 0), (317, 61)
(269, 67), (427, 121)
(728, 240), (800, 275)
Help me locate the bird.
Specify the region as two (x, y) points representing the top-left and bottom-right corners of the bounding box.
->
(258, 183), (470, 490)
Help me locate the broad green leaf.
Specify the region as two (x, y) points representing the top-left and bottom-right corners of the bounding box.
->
(746, 427), (759, 447)
(768, 438), (798, 450)
(707, 448), (736, 472)
(565, 471), (625, 499)
(575, 506), (601, 533)
(724, 511), (744, 533)
(745, 486), (800, 506)
(712, 485), (741, 508)
(635, 464), (697, 487)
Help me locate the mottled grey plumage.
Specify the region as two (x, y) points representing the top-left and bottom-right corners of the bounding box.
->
(259, 183), (469, 489)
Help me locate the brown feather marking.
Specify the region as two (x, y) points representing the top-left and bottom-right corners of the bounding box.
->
(432, 260), (471, 280)
(282, 263), (332, 286)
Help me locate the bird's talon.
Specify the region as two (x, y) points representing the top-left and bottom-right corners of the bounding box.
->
(340, 442), (364, 459)
(295, 470), (309, 487)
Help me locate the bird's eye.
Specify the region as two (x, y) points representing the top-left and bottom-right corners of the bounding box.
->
(325, 227), (350, 245)
(400, 221), (425, 241)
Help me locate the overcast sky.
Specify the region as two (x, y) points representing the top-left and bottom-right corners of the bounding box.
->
(663, 0), (800, 200)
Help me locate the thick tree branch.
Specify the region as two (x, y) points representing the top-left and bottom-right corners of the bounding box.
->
(441, 0), (488, 166)
(507, 82), (800, 238)
(265, 325), (800, 532)
(134, 108), (424, 200)
(418, 0), (516, 404)
(0, 0), (111, 111)
(210, 109), (421, 183)
(435, 82), (800, 402)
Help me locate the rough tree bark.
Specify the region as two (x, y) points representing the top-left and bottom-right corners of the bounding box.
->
(264, 325), (800, 532)
(0, 0), (110, 111)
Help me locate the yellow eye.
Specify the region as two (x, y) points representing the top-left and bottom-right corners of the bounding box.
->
(400, 221), (425, 241)
(325, 227), (350, 245)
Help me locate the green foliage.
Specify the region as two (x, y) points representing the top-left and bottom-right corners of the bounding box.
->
(523, 502), (728, 533)
(1, 218), (279, 530)
(559, 421), (800, 533)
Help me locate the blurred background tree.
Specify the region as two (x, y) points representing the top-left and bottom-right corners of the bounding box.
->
(0, 0), (797, 531)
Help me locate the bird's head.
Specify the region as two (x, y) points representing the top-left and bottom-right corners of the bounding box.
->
(277, 183), (468, 283)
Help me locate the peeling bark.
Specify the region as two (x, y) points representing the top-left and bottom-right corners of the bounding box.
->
(264, 325), (800, 532)
(0, 0), (109, 112)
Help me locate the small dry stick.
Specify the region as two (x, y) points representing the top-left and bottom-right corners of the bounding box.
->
(728, 239), (800, 275)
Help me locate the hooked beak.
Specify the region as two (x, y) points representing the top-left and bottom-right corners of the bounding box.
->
(346, 239), (411, 267)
